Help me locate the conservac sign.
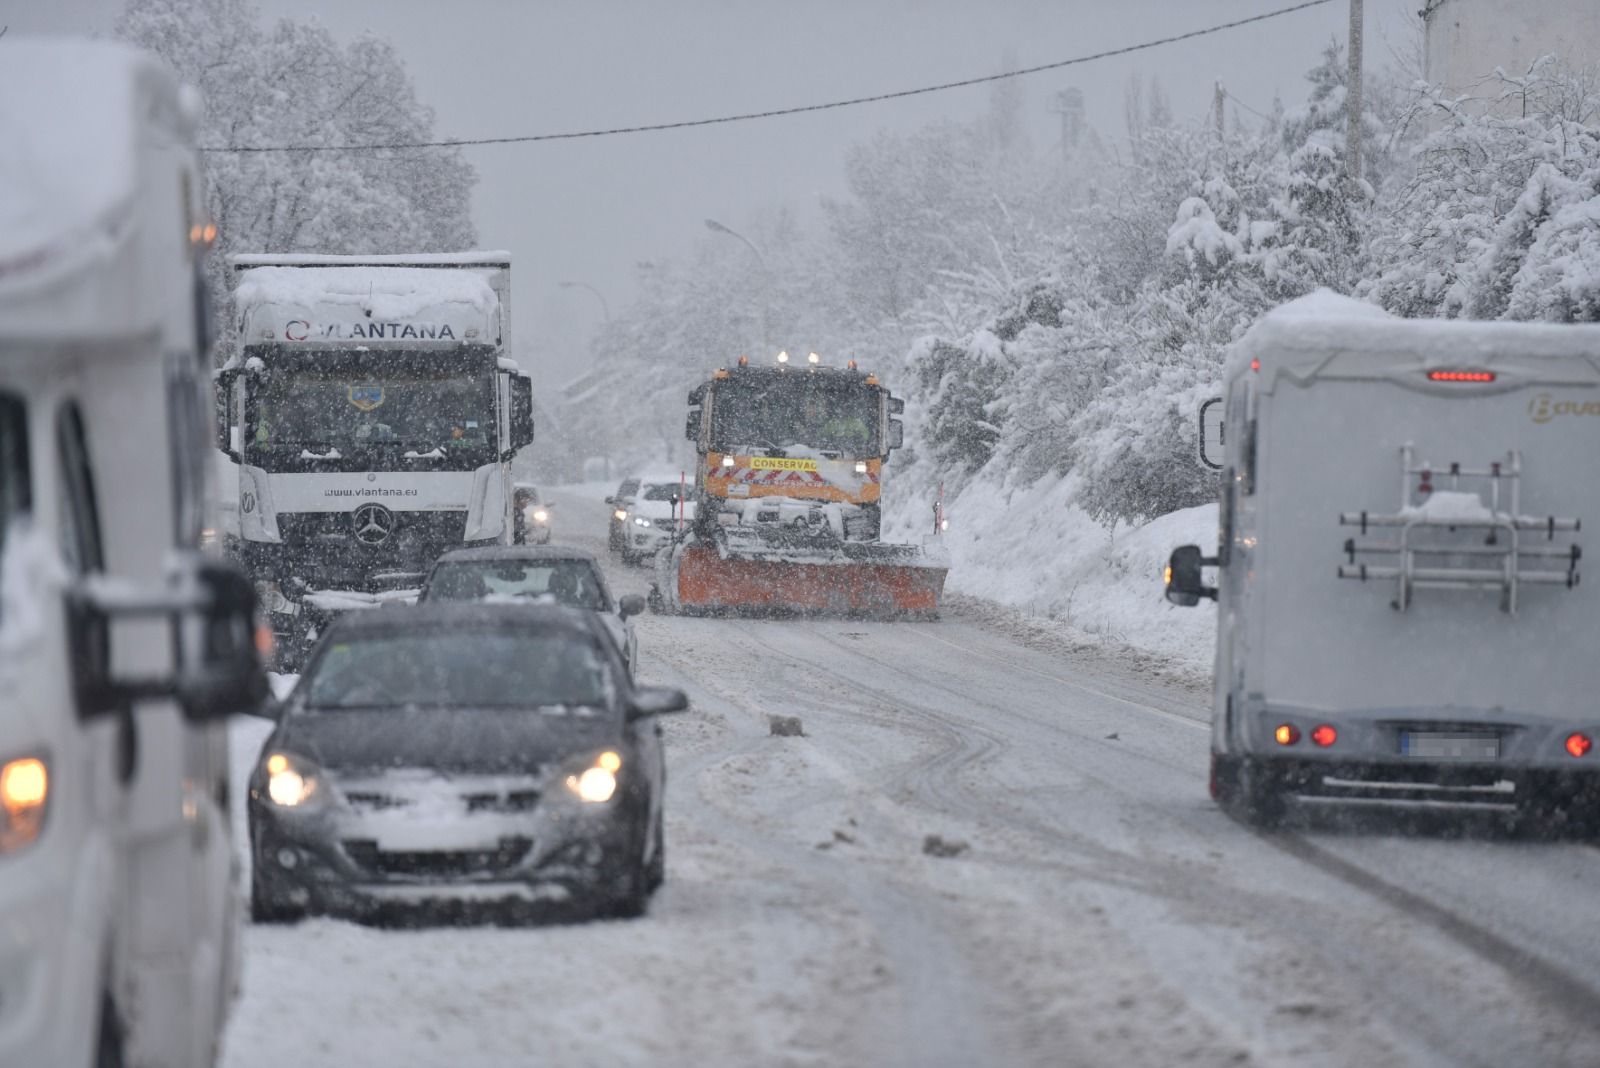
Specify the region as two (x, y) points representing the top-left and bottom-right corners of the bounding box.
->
(282, 320), (460, 342)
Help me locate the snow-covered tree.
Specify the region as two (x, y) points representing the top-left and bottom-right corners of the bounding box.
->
(116, 0), (478, 356)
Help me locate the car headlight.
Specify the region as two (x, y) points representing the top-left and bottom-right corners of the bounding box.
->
(613, 509), (628, 521)
(262, 752), (324, 808)
(254, 580), (297, 616)
(0, 755), (49, 852)
(563, 750), (623, 804)
(633, 516), (652, 528)
(532, 509), (549, 523)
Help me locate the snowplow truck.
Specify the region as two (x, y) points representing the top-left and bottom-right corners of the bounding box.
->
(659, 353), (947, 617)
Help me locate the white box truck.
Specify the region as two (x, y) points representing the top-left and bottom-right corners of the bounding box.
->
(0, 39), (267, 1067)
(217, 253), (535, 665)
(1166, 292), (1599, 830)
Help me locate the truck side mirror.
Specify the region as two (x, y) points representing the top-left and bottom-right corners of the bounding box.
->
(69, 557), (269, 721)
(214, 368), (240, 460)
(685, 408), (701, 442)
(1164, 545), (1218, 607)
(887, 419), (904, 451)
(509, 373), (535, 453)
(888, 396), (905, 415)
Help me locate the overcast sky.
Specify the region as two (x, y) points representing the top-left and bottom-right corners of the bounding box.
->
(13, 0), (1413, 387)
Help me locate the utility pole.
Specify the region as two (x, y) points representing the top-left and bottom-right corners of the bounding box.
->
(1213, 81), (1226, 140)
(1345, 0), (1364, 182)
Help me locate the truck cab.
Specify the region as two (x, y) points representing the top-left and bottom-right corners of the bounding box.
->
(0, 40), (267, 1067)
(217, 254), (535, 665)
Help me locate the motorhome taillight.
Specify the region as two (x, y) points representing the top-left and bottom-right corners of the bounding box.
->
(1426, 370), (1496, 383)
(1274, 724), (1300, 746)
(1311, 725), (1337, 748)
(1565, 733), (1592, 758)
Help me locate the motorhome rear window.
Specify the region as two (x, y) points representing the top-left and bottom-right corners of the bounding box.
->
(0, 394), (32, 621)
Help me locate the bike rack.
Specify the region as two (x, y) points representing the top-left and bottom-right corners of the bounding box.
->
(1337, 444), (1581, 614)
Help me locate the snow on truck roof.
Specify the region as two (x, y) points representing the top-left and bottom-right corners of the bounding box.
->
(233, 265), (499, 320)
(1230, 289), (1600, 382)
(0, 39), (193, 334)
(231, 252), (511, 268)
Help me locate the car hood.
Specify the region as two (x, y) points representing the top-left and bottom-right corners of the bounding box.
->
(631, 500), (695, 520)
(273, 705), (622, 775)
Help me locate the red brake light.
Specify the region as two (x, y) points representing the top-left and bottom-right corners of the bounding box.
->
(1274, 724), (1300, 746)
(1311, 725), (1337, 748)
(1250, 357), (1261, 372)
(1565, 733), (1592, 758)
(1427, 370), (1496, 383)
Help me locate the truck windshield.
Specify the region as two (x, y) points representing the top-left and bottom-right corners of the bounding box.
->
(711, 377), (879, 456)
(248, 369), (494, 453)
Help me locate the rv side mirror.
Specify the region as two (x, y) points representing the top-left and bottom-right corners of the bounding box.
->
(508, 373), (535, 453)
(618, 593), (646, 620)
(887, 419), (904, 451)
(1164, 545), (1218, 607)
(214, 368), (241, 460)
(70, 558), (269, 722)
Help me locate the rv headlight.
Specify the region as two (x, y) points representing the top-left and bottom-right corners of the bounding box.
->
(0, 755), (49, 853)
(262, 752), (323, 809)
(562, 751), (623, 804)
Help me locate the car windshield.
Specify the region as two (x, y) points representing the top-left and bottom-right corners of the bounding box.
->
(424, 560), (609, 610)
(640, 483), (681, 502)
(248, 368), (495, 452)
(0, 393), (31, 625)
(711, 376), (880, 455)
(305, 630), (612, 709)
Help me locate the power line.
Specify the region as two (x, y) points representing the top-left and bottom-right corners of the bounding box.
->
(202, 0), (1334, 154)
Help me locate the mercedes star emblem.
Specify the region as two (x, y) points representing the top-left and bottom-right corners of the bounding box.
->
(352, 502), (395, 545)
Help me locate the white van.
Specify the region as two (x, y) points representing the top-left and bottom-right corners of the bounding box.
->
(1166, 293), (1600, 830)
(0, 40), (266, 1066)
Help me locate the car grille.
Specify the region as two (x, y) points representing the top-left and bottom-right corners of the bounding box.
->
(463, 790), (542, 813)
(342, 836), (534, 879)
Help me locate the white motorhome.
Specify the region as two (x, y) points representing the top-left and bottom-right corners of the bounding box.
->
(1167, 293), (1599, 829)
(0, 40), (267, 1067)
(218, 254), (535, 664)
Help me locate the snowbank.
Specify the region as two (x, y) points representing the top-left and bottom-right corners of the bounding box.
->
(233, 265), (498, 321)
(892, 472), (1218, 670)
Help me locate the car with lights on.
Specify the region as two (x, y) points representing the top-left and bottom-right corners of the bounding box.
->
(619, 478), (695, 565)
(605, 476), (640, 552)
(1165, 293), (1600, 831)
(246, 603), (686, 923)
(417, 545), (643, 672)
(512, 481), (553, 544)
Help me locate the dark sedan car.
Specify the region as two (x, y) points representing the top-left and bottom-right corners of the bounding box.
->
(417, 545), (643, 672)
(247, 603), (686, 924)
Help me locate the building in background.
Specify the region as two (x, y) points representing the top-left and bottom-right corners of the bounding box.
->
(1423, 0), (1600, 110)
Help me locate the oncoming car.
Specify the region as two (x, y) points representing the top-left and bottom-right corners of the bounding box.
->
(620, 478), (695, 565)
(418, 545), (643, 671)
(605, 476), (640, 552)
(513, 482), (553, 544)
(246, 603), (687, 923)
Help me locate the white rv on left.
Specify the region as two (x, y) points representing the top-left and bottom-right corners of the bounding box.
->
(0, 40), (267, 1067)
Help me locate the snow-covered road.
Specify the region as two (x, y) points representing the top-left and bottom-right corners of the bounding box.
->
(220, 488), (1600, 1067)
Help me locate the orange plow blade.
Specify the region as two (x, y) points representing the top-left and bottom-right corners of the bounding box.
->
(673, 542), (946, 618)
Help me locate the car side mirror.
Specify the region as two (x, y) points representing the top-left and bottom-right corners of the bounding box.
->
(1164, 545), (1218, 607)
(70, 556), (270, 721)
(628, 685), (689, 720)
(248, 695), (286, 721)
(618, 593), (646, 620)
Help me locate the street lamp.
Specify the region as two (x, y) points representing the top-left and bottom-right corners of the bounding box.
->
(704, 218), (770, 349)
(558, 280), (610, 323)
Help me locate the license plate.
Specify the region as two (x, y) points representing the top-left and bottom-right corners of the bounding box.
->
(1399, 731), (1500, 760)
